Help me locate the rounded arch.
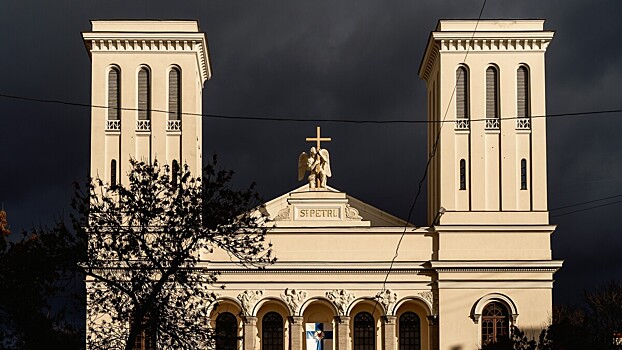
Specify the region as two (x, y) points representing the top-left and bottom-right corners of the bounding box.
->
(253, 297), (291, 318)
(300, 296), (338, 317)
(471, 293), (518, 324)
(208, 296), (244, 319)
(167, 65), (182, 121)
(346, 296), (379, 316)
(393, 296), (432, 317)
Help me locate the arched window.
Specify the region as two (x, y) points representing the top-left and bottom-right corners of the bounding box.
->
(138, 67), (151, 121)
(456, 66), (469, 119)
(353, 312), (375, 350)
(481, 302), (510, 346)
(459, 159), (466, 190)
(216, 312), (238, 350)
(172, 160), (179, 186)
(399, 312), (421, 350)
(486, 66), (499, 123)
(111, 159), (117, 186)
(520, 159), (527, 190)
(262, 312), (283, 350)
(168, 68), (181, 121)
(108, 67), (120, 121)
(517, 66), (529, 119)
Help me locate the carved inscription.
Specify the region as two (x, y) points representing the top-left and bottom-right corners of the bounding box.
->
(296, 207), (341, 220)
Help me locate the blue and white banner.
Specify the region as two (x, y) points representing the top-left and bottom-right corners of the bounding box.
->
(306, 323), (333, 350)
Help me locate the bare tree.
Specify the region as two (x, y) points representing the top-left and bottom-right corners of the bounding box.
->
(78, 157), (274, 350)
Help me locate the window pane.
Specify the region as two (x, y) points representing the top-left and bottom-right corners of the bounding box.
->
(481, 302), (509, 345)
(399, 312), (421, 350)
(456, 67), (468, 119)
(486, 67), (499, 119)
(517, 66), (529, 118)
(169, 68), (181, 121)
(108, 68), (120, 120)
(262, 312), (283, 350)
(354, 312), (375, 350)
(138, 68), (150, 120)
(216, 312), (238, 350)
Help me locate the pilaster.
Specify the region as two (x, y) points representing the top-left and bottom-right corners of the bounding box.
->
(334, 316), (350, 350)
(243, 316), (258, 350)
(289, 316), (304, 350)
(381, 315), (396, 350)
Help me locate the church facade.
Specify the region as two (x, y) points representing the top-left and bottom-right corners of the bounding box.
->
(83, 19), (561, 350)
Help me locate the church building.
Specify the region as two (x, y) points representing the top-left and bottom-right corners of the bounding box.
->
(82, 19), (562, 350)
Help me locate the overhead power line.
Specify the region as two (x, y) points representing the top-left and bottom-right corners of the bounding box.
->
(550, 193), (622, 212)
(551, 199), (622, 218)
(1, 92), (622, 124)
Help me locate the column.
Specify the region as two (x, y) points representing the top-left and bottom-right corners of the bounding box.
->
(334, 316), (350, 350)
(382, 316), (396, 350)
(243, 316), (258, 350)
(289, 316), (304, 350)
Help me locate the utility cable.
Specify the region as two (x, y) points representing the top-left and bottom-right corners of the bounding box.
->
(1, 92), (621, 125)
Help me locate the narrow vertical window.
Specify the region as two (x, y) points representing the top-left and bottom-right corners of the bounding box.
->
(262, 312), (283, 350)
(168, 68), (181, 121)
(172, 160), (179, 186)
(456, 66), (468, 119)
(399, 312), (421, 350)
(459, 159), (466, 190)
(521, 158), (527, 190)
(138, 67), (150, 120)
(353, 312), (375, 350)
(132, 314), (156, 350)
(486, 66), (499, 125)
(111, 159), (117, 186)
(108, 67), (120, 121)
(216, 312), (238, 350)
(481, 302), (509, 346)
(517, 66), (529, 119)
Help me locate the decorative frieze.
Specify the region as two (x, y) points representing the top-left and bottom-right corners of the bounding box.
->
(237, 290), (263, 315)
(455, 119), (470, 131)
(439, 38), (550, 52)
(485, 118), (500, 130)
(326, 289), (355, 316)
(375, 289), (398, 315)
(516, 118), (531, 130)
(281, 288), (307, 315)
(136, 120), (151, 131)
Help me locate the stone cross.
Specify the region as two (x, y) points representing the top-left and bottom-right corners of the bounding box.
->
(306, 126), (331, 150)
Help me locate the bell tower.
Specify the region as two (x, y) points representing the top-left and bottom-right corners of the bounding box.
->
(419, 20), (554, 226)
(83, 20), (212, 183)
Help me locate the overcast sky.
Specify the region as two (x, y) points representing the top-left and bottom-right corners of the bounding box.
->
(1, 0), (621, 304)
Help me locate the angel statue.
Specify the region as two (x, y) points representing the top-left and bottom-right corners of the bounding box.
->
(298, 147), (332, 189)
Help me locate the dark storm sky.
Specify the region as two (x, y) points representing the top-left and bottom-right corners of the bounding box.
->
(1, 0), (621, 304)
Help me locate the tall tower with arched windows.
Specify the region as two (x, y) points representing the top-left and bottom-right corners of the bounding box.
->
(419, 20), (554, 226)
(418, 20), (561, 348)
(82, 20), (212, 183)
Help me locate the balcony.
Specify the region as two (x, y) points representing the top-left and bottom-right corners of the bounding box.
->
(136, 120), (151, 131)
(106, 120), (120, 131)
(455, 119), (470, 130)
(167, 120), (181, 131)
(485, 118), (500, 130)
(516, 118), (531, 130)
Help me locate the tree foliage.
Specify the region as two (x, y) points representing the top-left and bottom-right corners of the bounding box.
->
(80, 157), (274, 350)
(0, 217), (84, 350)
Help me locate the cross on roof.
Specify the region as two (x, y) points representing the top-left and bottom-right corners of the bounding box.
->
(306, 126), (331, 150)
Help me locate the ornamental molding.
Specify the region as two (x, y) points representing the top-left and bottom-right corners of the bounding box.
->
(237, 290), (263, 316)
(281, 288), (307, 315)
(274, 207), (291, 221)
(437, 36), (551, 52)
(83, 32), (211, 83)
(326, 289), (355, 316)
(375, 290), (398, 315)
(344, 205), (362, 220)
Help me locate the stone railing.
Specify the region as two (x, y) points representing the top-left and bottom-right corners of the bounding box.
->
(455, 119), (470, 130)
(516, 118), (531, 130)
(485, 118), (500, 130)
(136, 120), (151, 131)
(106, 120), (120, 131)
(167, 120), (181, 131)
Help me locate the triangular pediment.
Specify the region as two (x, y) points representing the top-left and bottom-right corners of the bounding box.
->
(259, 185), (412, 228)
